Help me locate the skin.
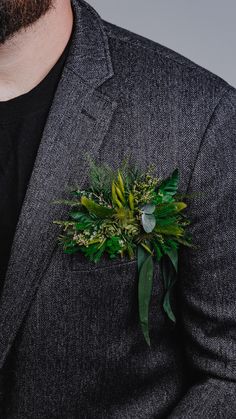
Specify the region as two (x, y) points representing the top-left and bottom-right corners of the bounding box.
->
(0, 0), (73, 101)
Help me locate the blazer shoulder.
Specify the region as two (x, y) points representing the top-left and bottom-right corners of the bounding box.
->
(103, 19), (235, 100)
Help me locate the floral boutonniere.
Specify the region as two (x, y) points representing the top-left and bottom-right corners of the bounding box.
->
(53, 158), (197, 346)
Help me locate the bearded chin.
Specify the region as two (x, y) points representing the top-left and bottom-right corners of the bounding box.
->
(0, 0), (54, 45)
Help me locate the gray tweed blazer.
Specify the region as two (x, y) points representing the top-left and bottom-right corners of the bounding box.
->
(0, 0), (235, 417)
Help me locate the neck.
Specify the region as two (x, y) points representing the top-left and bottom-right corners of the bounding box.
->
(0, 0), (73, 101)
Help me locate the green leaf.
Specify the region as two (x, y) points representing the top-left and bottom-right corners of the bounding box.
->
(141, 203), (156, 214)
(157, 168), (179, 200)
(106, 236), (122, 257)
(174, 202), (187, 212)
(70, 211), (94, 226)
(154, 202), (179, 217)
(154, 224), (184, 237)
(176, 236), (196, 248)
(138, 251), (154, 346)
(151, 241), (163, 262)
(166, 248), (178, 272)
(69, 211), (86, 221)
(137, 245), (147, 271)
(64, 247), (79, 254)
(81, 196), (114, 218)
(81, 241), (107, 262)
(141, 213), (156, 233)
(160, 256), (177, 323)
(155, 216), (178, 227)
(85, 154), (116, 200)
(163, 289), (176, 322)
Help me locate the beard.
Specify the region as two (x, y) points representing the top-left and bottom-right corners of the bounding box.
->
(0, 0), (55, 45)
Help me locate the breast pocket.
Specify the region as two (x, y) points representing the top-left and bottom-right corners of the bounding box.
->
(68, 250), (137, 273)
(65, 250), (162, 301)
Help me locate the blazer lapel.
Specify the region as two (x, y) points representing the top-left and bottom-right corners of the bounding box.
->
(0, 0), (117, 368)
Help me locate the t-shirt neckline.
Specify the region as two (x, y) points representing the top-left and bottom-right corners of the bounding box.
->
(0, 35), (72, 123)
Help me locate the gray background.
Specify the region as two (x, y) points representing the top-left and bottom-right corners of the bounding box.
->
(88, 0), (236, 88)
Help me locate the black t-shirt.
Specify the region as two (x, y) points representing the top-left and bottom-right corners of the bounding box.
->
(0, 37), (71, 286)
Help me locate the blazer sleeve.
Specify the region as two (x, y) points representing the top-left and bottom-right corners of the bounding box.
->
(168, 87), (236, 418)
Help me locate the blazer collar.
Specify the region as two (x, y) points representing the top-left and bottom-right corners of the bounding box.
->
(68, 0), (114, 87)
(0, 0), (117, 369)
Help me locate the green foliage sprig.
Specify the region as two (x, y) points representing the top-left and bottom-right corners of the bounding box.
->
(53, 158), (197, 346)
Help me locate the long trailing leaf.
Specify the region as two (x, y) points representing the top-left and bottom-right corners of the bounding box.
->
(163, 288), (176, 323)
(160, 255), (177, 322)
(137, 245), (147, 271)
(138, 247), (154, 346)
(166, 247), (178, 272)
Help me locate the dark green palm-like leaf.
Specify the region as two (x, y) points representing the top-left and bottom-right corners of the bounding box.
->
(138, 247), (154, 346)
(69, 211), (84, 221)
(151, 241), (163, 262)
(156, 168), (179, 201)
(154, 202), (178, 218)
(81, 241), (107, 262)
(70, 211), (93, 223)
(155, 216), (179, 227)
(154, 224), (184, 237)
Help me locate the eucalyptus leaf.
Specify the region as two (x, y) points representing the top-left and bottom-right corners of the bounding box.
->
(141, 213), (156, 233)
(138, 253), (154, 346)
(141, 203), (156, 214)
